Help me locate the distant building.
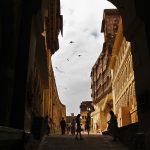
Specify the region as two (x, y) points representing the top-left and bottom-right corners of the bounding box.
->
(91, 9), (120, 133)
(80, 101), (94, 129)
(109, 18), (138, 127)
(66, 113), (76, 124)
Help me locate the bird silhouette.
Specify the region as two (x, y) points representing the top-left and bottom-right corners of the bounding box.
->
(55, 67), (65, 73)
(69, 41), (74, 44)
(78, 54), (82, 57)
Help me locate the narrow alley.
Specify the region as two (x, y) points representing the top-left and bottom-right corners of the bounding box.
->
(38, 134), (128, 150)
(1, 0), (150, 150)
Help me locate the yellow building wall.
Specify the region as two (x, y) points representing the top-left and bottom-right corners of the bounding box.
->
(110, 18), (138, 127)
(91, 107), (100, 133)
(81, 111), (88, 129)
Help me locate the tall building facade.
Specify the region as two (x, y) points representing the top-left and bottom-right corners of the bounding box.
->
(109, 18), (138, 127)
(25, 0), (66, 135)
(0, 0), (66, 148)
(91, 9), (120, 133)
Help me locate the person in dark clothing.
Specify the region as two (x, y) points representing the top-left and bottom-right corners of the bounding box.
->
(60, 117), (66, 135)
(66, 123), (71, 134)
(107, 110), (119, 141)
(85, 113), (91, 135)
(44, 115), (50, 135)
(75, 114), (82, 139)
(71, 118), (76, 135)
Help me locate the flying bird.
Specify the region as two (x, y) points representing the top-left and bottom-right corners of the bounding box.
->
(78, 54), (82, 57)
(67, 59), (69, 61)
(55, 67), (65, 73)
(69, 41), (75, 44)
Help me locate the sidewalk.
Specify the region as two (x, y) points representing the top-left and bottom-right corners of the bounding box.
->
(38, 134), (129, 150)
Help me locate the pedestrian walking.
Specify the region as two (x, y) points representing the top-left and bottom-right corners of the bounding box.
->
(60, 117), (66, 135)
(85, 112), (91, 135)
(75, 114), (82, 139)
(71, 118), (76, 135)
(66, 123), (71, 134)
(107, 110), (119, 141)
(44, 115), (50, 136)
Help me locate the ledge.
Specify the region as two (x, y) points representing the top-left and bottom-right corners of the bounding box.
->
(0, 126), (24, 141)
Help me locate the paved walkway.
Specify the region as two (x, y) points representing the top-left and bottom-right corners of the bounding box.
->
(38, 134), (129, 150)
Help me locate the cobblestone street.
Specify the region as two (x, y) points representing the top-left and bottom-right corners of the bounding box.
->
(38, 134), (129, 150)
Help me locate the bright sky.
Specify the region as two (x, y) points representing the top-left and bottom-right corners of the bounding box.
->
(51, 0), (115, 116)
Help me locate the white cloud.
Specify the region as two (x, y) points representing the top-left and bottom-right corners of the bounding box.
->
(52, 0), (115, 115)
